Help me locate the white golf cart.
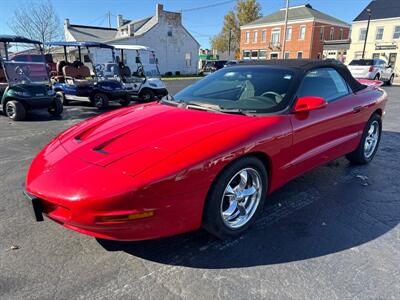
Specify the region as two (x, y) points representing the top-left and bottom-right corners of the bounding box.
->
(113, 45), (167, 102)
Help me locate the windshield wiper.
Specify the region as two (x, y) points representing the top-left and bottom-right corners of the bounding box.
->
(185, 102), (249, 115)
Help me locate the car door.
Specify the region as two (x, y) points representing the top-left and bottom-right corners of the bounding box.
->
(286, 67), (363, 180)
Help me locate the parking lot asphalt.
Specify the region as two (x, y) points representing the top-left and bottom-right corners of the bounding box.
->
(0, 80), (399, 300)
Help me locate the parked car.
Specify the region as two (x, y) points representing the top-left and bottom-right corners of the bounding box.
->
(25, 60), (387, 241)
(0, 35), (62, 121)
(347, 59), (395, 85)
(200, 60), (227, 75)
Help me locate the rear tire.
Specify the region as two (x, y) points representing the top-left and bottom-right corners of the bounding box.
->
(5, 100), (26, 121)
(48, 96), (63, 116)
(91, 93), (109, 110)
(202, 156), (267, 240)
(346, 113), (381, 164)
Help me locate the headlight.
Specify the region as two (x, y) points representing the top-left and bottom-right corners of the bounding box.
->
(47, 90), (55, 96)
(12, 90), (31, 97)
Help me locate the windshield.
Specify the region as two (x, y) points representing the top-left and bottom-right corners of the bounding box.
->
(3, 61), (49, 85)
(173, 66), (296, 113)
(349, 59), (374, 66)
(89, 48), (121, 81)
(119, 49), (160, 78)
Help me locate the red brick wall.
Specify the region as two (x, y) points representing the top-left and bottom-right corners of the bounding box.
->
(240, 21), (350, 59)
(310, 22), (350, 58)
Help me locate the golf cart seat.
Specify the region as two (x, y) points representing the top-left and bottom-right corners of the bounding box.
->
(63, 65), (92, 86)
(55, 60), (68, 82)
(0, 68), (8, 93)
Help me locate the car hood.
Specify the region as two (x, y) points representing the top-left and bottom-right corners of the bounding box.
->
(57, 103), (254, 169)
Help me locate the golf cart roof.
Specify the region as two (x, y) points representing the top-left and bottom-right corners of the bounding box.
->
(45, 41), (114, 49)
(0, 35), (42, 44)
(112, 45), (154, 52)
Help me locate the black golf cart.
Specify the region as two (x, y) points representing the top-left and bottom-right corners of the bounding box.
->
(0, 35), (62, 121)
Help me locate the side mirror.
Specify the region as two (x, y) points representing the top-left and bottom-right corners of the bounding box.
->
(135, 57), (141, 64)
(293, 96), (327, 113)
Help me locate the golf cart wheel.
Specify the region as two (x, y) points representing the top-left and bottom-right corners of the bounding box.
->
(48, 96), (63, 116)
(5, 100), (26, 121)
(120, 98), (131, 107)
(92, 93), (109, 110)
(139, 89), (155, 103)
(387, 74), (394, 86)
(57, 91), (69, 105)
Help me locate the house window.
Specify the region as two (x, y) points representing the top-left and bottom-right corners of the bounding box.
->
(299, 26), (306, 40)
(320, 27), (324, 40)
(286, 27), (292, 41)
(330, 27), (334, 40)
(284, 52), (290, 59)
(270, 53), (279, 59)
(271, 29), (280, 46)
(243, 50), (251, 59)
(372, 53), (380, 59)
(261, 30), (266, 42)
(297, 51), (303, 59)
(245, 31), (250, 43)
(359, 28), (367, 41)
(317, 53), (321, 59)
(339, 28), (344, 40)
(375, 27), (384, 40)
(253, 31), (258, 43)
(393, 26), (400, 39)
(185, 52), (192, 67)
(167, 26), (173, 36)
(259, 50), (267, 59)
(251, 50), (259, 59)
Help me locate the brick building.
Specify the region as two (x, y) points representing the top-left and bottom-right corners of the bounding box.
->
(240, 4), (350, 60)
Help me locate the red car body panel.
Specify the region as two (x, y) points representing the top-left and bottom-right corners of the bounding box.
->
(25, 84), (387, 241)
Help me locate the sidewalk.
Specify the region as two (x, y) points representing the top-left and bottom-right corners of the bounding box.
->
(394, 76), (400, 86)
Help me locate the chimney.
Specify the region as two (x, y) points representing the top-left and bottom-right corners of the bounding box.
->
(117, 15), (124, 27)
(64, 18), (70, 28)
(156, 3), (164, 17)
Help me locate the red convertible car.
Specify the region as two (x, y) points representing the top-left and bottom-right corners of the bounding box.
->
(25, 60), (387, 241)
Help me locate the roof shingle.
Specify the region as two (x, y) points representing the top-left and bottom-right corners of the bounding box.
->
(353, 0), (400, 22)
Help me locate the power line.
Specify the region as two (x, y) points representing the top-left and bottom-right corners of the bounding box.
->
(181, 0), (236, 13)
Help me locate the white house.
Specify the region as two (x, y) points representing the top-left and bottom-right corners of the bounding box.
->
(64, 4), (200, 75)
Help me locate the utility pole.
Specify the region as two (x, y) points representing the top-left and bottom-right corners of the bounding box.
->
(281, 0), (289, 59)
(228, 29), (232, 58)
(362, 8), (372, 59)
(108, 11), (111, 28)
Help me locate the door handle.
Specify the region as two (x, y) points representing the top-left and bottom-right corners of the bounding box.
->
(353, 106), (362, 113)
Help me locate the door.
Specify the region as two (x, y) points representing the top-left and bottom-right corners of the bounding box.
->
(287, 67), (364, 179)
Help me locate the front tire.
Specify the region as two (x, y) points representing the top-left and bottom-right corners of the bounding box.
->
(56, 91), (69, 105)
(203, 156), (267, 240)
(91, 93), (109, 110)
(139, 89), (155, 103)
(48, 96), (63, 116)
(346, 114), (381, 164)
(386, 74), (394, 86)
(5, 100), (26, 121)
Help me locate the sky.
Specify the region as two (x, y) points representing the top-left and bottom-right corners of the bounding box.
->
(0, 0), (372, 48)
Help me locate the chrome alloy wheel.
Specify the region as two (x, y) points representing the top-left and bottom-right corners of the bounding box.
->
(220, 168), (262, 229)
(364, 120), (380, 158)
(6, 103), (16, 118)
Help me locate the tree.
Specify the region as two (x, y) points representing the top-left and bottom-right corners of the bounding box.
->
(211, 0), (262, 55)
(8, 0), (62, 49)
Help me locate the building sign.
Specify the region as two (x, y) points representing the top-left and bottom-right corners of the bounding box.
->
(375, 45), (398, 50)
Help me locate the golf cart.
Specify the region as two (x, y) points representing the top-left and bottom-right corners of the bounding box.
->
(113, 45), (167, 102)
(0, 35), (62, 121)
(46, 41), (129, 109)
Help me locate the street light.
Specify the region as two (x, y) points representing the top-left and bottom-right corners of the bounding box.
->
(362, 8), (372, 59)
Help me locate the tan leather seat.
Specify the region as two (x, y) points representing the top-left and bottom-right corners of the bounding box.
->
(63, 65), (91, 86)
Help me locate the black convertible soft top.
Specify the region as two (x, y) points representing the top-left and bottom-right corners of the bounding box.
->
(240, 59), (366, 93)
(0, 35), (42, 44)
